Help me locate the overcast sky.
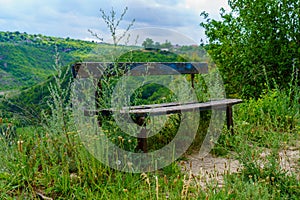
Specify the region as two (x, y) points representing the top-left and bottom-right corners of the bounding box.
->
(0, 0), (230, 45)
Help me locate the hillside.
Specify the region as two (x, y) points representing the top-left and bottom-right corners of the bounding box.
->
(0, 31), (208, 123)
(0, 47), (206, 124)
(0, 31), (208, 92)
(0, 31), (98, 91)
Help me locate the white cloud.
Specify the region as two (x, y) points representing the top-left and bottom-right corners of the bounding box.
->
(0, 0), (230, 44)
(185, 0), (230, 13)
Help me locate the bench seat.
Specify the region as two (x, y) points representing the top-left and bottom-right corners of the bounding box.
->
(84, 99), (242, 117)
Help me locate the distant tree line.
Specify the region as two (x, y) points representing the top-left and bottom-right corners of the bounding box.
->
(0, 31), (95, 53)
(142, 38), (173, 50)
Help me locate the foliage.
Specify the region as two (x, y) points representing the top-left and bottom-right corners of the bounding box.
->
(0, 40), (299, 200)
(117, 49), (184, 62)
(42, 50), (73, 135)
(235, 145), (300, 199)
(0, 30), (207, 92)
(142, 38), (173, 50)
(0, 31), (97, 51)
(0, 32), (128, 123)
(200, 0), (300, 98)
(0, 83), (298, 198)
(0, 62), (74, 125)
(211, 76), (300, 199)
(0, 4), (299, 198)
(0, 31), (99, 91)
(174, 45), (208, 62)
(142, 38), (155, 49)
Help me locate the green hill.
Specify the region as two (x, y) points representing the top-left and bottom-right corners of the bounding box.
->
(0, 49), (191, 124)
(0, 31), (114, 123)
(0, 66), (71, 124)
(0, 32), (207, 124)
(0, 31), (207, 92)
(0, 31), (98, 91)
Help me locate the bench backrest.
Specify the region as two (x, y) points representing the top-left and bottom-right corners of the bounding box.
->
(72, 62), (208, 88)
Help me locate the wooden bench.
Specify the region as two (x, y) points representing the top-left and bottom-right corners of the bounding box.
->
(72, 62), (242, 152)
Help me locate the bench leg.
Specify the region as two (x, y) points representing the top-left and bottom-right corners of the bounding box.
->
(136, 116), (148, 153)
(226, 105), (234, 134)
(137, 127), (147, 153)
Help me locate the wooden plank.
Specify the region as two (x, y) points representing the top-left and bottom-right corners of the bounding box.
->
(121, 99), (242, 116)
(122, 101), (199, 110)
(72, 62), (208, 78)
(72, 62), (105, 79)
(84, 99), (243, 117)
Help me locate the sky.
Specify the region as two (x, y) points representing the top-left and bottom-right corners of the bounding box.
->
(0, 0), (230, 45)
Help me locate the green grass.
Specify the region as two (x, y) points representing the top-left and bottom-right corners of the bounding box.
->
(0, 43), (299, 199)
(0, 81), (299, 199)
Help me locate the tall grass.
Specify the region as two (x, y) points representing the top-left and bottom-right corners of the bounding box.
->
(0, 56), (299, 198)
(213, 67), (300, 199)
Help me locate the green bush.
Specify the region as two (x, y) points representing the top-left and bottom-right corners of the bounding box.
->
(200, 0), (300, 98)
(238, 90), (299, 129)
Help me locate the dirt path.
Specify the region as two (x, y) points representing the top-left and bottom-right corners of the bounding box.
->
(180, 152), (241, 187)
(181, 146), (299, 187)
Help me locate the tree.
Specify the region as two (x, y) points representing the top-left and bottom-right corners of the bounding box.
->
(142, 38), (155, 49)
(160, 40), (172, 49)
(200, 0), (299, 98)
(154, 42), (161, 49)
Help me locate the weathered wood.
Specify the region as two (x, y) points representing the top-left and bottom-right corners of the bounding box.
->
(117, 101), (199, 110)
(191, 74), (195, 89)
(135, 117), (147, 153)
(226, 105), (234, 134)
(85, 99), (243, 116)
(72, 62), (208, 78)
(89, 99), (243, 117)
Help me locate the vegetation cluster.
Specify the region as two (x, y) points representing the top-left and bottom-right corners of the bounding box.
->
(0, 1), (299, 199)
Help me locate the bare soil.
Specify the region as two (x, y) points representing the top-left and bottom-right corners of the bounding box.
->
(181, 145), (299, 187)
